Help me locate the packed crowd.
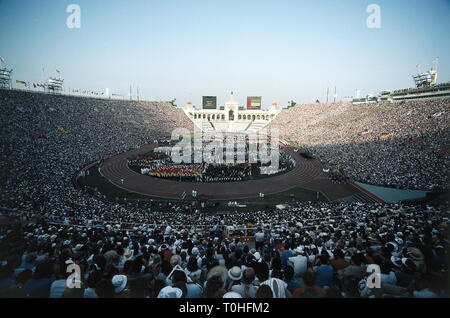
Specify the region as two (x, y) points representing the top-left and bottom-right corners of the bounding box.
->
(0, 90), (448, 298)
(270, 99), (450, 190)
(128, 145), (294, 182)
(201, 163), (251, 182)
(0, 202), (448, 298)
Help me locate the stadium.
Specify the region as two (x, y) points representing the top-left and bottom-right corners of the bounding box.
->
(0, 0), (449, 304)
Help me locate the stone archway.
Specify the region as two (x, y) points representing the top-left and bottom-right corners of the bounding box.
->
(229, 109), (234, 121)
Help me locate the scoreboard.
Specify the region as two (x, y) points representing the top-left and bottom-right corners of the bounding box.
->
(247, 96), (262, 110)
(202, 96), (217, 109)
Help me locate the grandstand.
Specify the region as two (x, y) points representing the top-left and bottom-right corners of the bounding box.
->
(0, 67), (12, 89)
(0, 85), (448, 300)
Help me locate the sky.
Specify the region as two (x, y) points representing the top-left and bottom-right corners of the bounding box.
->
(1, 0), (449, 106)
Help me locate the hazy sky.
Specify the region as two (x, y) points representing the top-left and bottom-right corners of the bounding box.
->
(1, 0), (449, 106)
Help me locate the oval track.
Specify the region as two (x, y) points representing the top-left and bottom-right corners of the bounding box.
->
(99, 144), (360, 201)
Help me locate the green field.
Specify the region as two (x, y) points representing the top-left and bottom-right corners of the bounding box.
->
(77, 163), (328, 213)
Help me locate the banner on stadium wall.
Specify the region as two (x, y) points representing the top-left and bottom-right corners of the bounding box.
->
(379, 132), (393, 140)
(247, 96), (262, 110)
(202, 96), (217, 109)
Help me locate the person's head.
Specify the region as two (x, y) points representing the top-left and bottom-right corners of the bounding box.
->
(95, 278), (115, 298)
(379, 260), (392, 274)
(153, 279), (166, 298)
(204, 275), (224, 298)
(93, 254), (107, 270)
(271, 257), (282, 271)
(319, 254), (330, 265)
(256, 284), (273, 298)
(255, 262), (269, 282)
(351, 253), (364, 266)
(303, 271), (315, 287)
(172, 270), (188, 285)
(86, 270), (102, 289)
(104, 264), (119, 278)
(242, 268), (255, 285)
(161, 260), (173, 276)
(284, 266), (295, 282)
(131, 257), (144, 274)
(333, 249), (344, 259)
(187, 257), (199, 272)
(271, 269), (283, 279)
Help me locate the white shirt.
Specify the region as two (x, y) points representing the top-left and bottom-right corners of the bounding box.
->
(287, 255), (308, 278)
(260, 278), (288, 298)
(255, 232), (265, 242)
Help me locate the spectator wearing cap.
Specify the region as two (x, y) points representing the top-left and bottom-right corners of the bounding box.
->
(112, 275), (129, 297)
(231, 267), (258, 298)
(227, 266), (242, 291)
(188, 247), (202, 269)
(158, 286), (183, 298)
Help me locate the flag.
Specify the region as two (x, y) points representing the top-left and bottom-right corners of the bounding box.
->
(56, 69), (60, 74)
(0, 56), (4, 63)
(16, 80), (27, 86)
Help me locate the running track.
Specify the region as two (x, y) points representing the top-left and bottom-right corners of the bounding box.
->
(99, 144), (361, 201)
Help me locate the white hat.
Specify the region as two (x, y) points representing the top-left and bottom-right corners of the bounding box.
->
(254, 252), (261, 261)
(157, 286), (183, 298)
(223, 292), (242, 298)
(74, 244), (83, 251)
(228, 266), (243, 281)
(112, 275), (127, 294)
(191, 247), (199, 255)
(295, 246), (304, 254)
